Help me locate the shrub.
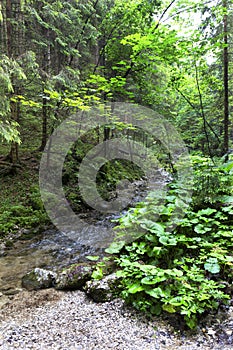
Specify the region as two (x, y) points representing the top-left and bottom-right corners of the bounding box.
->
(107, 155), (233, 329)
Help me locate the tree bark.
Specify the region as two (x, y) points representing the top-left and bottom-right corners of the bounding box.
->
(223, 0), (229, 157)
(38, 96), (48, 151)
(5, 0), (12, 57)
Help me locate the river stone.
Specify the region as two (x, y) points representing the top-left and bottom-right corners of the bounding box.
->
(85, 273), (120, 302)
(22, 268), (57, 291)
(0, 293), (9, 308)
(55, 264), (93, 290)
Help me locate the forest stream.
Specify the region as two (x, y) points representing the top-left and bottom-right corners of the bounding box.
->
(1, 181), (233, 349)
(0, 179), (149, 302)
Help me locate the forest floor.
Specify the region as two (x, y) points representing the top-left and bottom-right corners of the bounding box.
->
(0, 151), (40, 210)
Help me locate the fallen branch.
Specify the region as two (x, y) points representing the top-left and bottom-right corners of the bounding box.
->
(0, 161), (22, 168)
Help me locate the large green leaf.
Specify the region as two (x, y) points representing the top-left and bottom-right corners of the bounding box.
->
(141, 275), (167, 284)
(145, 287), (168, 298)
(204, 258), (220, 274)
(105, 241), (125, 254)
(162, 304), (176, 313)
(194, 224), (212, 234)
(140, 220), (164, 235)
(128, 283), (144, 294)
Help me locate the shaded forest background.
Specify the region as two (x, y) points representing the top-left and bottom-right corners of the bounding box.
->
(0, 0), (232, 160)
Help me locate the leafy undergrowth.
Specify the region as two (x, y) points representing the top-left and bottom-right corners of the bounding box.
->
(0, 153), (49, 237)
(106, 155), (233, 329)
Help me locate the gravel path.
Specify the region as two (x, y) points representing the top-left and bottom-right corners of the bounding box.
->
(0, 289), (232, 350)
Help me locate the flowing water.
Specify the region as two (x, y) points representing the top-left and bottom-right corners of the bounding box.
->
(0, 216), (115, 295)
(0, 179), (152, 296)
(0, 171), (172, 307)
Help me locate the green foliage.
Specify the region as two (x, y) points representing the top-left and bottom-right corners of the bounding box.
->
(86, 255), (100, 262)
(0, 185), (49, 236)
(0, 204), (48, 236)
(96, 159), (144, 201)
(109, 155), (233, 329)
(0, 0), (233, 334)
(191, 155), (233, 207)
(91, 265), (104, 280)
(0, 121), (21, 144)
(63, 125), (146, 210)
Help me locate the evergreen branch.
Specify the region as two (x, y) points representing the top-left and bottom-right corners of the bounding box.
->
(68, 0), (100, 67)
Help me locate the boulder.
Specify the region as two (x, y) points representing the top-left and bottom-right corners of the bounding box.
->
(55, 263), (93, 290)
(85, 273), (120, 302)
(22, 268), (57, 291)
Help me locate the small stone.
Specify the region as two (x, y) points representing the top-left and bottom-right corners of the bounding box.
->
(207, 329), (215, 336)
(3, 289), (21, 296)
(0, 295), (9, 308)
(225, 329), (233, 336)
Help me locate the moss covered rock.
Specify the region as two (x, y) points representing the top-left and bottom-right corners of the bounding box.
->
(22, 268), (57, 291)
(85, 273), (120, 302)
(55, 263), (93, 290)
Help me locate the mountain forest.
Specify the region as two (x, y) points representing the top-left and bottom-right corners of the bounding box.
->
(1, 0), (233, 338)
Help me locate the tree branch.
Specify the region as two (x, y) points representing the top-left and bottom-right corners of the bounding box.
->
(68, 0), (100, 67)
(194, 60), (213, 159)
(123, 0), (177, 79)
(173, 84), (221, 144)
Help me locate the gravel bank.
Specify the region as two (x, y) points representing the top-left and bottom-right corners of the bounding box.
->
(0, 289), (232, 350)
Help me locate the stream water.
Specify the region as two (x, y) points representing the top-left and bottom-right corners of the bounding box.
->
(0, 179), (153, 298)
(0, 227), (104, 293)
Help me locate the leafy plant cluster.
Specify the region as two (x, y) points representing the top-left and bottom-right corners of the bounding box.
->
(107, 155), (233, 329)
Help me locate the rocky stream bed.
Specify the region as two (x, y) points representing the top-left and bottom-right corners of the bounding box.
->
(1, 225), (233, 349)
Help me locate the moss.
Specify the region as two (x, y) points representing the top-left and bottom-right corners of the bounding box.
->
(19, 231), (36, 240)
(55, 263), (94, 290)
(4, 239), (14, 249)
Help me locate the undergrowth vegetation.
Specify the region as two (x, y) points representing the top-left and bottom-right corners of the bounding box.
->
(106, 155), (233, 329)
(0, 161), (49, 237)
(63, 132), (145, 211)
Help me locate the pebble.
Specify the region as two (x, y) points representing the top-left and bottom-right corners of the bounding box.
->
(0, 289), (233, 350)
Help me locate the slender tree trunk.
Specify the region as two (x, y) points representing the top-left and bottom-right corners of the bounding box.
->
(5, 0), (12, 57)
(38, 25), (51, 151)
(68, 0), (99, 67)
(5, 0), (18, 164)
(7, 0), (24, 164)
(38, 96), (48, 151)
(9, 96), (20, 163)
(1, 1), (8, 54)
(223, 0), (229, 157)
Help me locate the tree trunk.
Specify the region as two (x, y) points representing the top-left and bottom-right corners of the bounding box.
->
(223, 0), (229, 157)
(9, 94), (20, 164)
(6, 0), (25, 164)
(5, 0), (12, 57)
(38, 96), (48, 151)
